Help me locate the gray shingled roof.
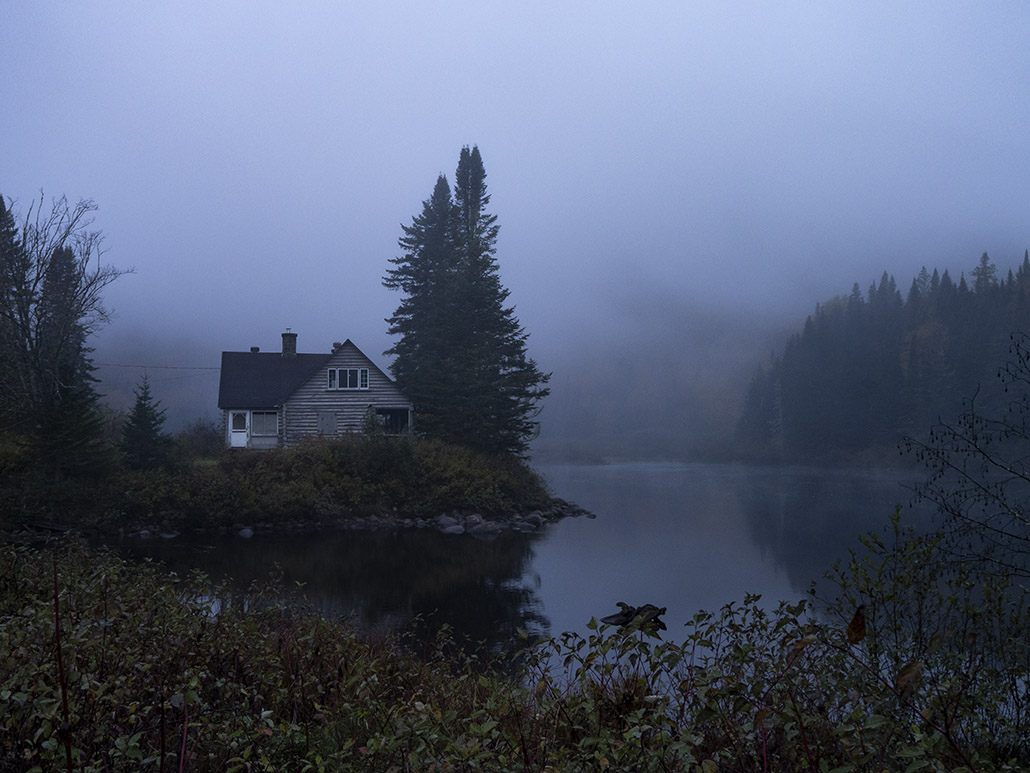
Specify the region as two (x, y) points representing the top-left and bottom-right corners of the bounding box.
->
(217, 352), (331, 409)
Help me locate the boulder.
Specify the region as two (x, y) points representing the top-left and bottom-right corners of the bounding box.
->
(469, 520), (502, 536)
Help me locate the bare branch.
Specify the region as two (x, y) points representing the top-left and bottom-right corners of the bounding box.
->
(903, 332), (1030, 578)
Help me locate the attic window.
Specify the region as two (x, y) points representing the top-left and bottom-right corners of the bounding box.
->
(328, 367), (369, 390)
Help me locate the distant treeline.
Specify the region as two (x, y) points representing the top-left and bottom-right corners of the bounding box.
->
(736, 252), (1030, 463)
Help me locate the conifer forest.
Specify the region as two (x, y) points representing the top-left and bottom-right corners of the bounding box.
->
(736, 253), (1030, 462)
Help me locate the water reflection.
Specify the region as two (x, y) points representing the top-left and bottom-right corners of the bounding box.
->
(533, 463), (929, 638)
(735, 466), (930, 591)
(108, 463), (932, 649)
(112, 528), (549, 652)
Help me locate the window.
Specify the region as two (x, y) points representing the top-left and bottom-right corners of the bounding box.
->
(251, 411), (277, 436)
(231, 412), (247, 431)
(328, 367), (369, 390)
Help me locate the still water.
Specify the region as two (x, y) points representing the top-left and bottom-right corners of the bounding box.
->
(110, 462), (930, 649)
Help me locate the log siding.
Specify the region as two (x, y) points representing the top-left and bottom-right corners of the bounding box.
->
(281, 341), (412, 446)
(218, 336), (412, 449)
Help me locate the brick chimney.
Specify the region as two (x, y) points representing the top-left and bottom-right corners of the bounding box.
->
(282, 330), (297, 357)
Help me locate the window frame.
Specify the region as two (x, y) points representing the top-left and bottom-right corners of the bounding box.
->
(250, 411), (278, 436)
(327, 367), (370, 391)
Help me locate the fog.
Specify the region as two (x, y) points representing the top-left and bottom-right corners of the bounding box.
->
(4, 4), (1029, 452)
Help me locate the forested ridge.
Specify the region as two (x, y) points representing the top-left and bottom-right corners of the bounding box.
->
(736, 251), (1030, 462)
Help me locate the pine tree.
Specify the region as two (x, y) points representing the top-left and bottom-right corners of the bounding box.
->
(384, 147), (550, 455)
(121, 375), (170, 469)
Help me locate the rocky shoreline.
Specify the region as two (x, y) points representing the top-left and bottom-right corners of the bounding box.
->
(2, 498), (595, 544)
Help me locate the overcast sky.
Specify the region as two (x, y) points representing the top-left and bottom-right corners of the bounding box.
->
(4, 2), (1029, 424)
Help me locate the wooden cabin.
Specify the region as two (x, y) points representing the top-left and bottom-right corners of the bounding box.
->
(217, 332), (413, 449)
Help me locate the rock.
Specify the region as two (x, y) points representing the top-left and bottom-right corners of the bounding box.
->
(138, 529), (152, 539)
(437, 514), (461, 529)
(440, 524), (465, 535)
(465, 513), (484, 527)
(523, 513), (545, 527)
(238, 527), (254, 539)
(512, 520), (537, 532)
(159, 531), (179, 539)
(469, 520), (502, 536)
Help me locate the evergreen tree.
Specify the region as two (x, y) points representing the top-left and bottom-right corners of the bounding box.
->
(121, 375), (170, 469)
(35, 245), (111, 476)
(0, 195), (30, 431)
(971, 252), (998, 293)
(385, 148), (550, 455)
(0, 194), (125, 475)
(384, 175), (459, 441)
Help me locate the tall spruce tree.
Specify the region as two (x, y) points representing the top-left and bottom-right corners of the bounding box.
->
(384, 147), (550, 455)
(384, 175), (459, 440)
(34, 245), (110, 476)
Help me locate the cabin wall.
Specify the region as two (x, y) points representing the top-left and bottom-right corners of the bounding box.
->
(223, 408), (282, 449)
(281, 343), (412, 446)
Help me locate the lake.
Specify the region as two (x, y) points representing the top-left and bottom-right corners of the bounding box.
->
(109, 462), (932, 649)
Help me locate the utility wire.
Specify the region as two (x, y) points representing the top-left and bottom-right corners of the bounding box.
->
(95, 363), (220, 370)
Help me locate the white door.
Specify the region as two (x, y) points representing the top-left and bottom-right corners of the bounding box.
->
(229, 411), (248, 447)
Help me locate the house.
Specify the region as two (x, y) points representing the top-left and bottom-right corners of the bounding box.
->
(217, 332), (413, 449)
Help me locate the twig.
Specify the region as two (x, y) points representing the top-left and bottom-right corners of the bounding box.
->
(179, 701), (190, 773)
(53, 556), (73, 773)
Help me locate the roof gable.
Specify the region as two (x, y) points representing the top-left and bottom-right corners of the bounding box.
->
(328, 339), (395, 382)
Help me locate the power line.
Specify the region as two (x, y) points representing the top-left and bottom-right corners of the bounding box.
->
(95, 362), (220, 371)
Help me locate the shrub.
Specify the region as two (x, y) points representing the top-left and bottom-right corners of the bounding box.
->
(1, 434), (553, 530)
(3, 512), (1026, 772)
(520, 511), (1029, 771)
(173, 418), (223, 463)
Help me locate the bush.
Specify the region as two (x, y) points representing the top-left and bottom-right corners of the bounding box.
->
(3, 511), (1026, 771)
(1, 435), (554, 530)
(173, 417), (223, 463)
(519, 511), (1029, 771)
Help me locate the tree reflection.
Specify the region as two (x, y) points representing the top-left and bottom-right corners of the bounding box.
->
(112, 527), (549, 655)
(736, 467), (928, 592)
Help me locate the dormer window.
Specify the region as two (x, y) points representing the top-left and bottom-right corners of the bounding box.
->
(328, 367), (369, 390)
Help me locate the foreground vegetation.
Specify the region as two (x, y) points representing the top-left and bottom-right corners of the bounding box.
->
(2, 514), (1026, 772)
(0, 435), (553, 534)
